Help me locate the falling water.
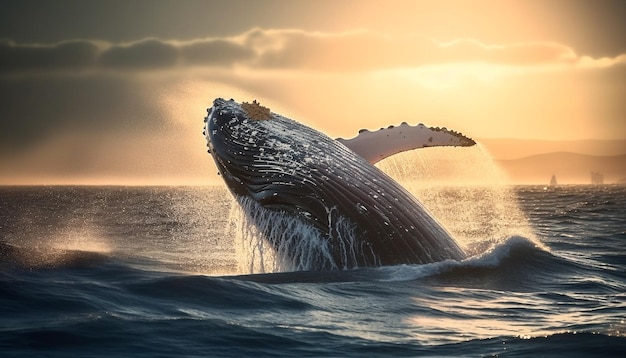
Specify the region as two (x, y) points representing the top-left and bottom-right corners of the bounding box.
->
(376, 144), (537, 256)
(227, 196), (344, 273)
(227, 200), (278, 274)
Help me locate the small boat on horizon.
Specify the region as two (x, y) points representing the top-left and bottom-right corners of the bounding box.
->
(550, 174), (558, 187)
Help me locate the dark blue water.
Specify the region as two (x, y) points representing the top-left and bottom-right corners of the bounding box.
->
(1, 185), (625, 357)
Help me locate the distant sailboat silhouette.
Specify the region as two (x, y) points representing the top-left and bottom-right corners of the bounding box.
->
(549, 174), (557, 186)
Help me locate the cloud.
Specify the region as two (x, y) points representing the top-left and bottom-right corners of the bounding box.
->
(0, 37), (255, 73)
(437, 39), (578, 65)
(2, 29), (623, 74)
(248, 30), (581, 70)
(180, 39), (255, 67)
(248, 29), (414, 70)
(0, 39), (99, 72)
(99, 38), (178, 69)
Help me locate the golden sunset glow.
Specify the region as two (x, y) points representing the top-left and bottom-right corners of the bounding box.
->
(0, 0), (625, 185)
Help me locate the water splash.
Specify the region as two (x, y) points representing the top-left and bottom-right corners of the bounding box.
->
(44, 226), (112, 254)
(1, 226), (112, 270)
(227, 196), (346, 273)
(227, 197), (281, 273)
(376, 145), (538, 256)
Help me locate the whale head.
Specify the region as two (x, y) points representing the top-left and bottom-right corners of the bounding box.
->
(204, 98), (265, 196)
(204, 98), (330, 202)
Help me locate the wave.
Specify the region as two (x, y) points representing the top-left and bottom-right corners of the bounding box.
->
(1, 234), (590, 291)
(227, 236), (559, 286)
(228, 234), (617, 296)
(3, 233), (624, 357)
(376, 236), (553, 282)
(123, 274), (312, 312)
(2, 232), (611, 296)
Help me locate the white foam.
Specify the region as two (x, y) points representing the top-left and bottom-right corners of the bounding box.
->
(378, 236), (543, 282)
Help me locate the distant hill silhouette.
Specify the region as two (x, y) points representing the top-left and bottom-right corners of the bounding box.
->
(496, 152), (626, 184)
(479, 139), (626, 160)
(477, 139), (626, 184)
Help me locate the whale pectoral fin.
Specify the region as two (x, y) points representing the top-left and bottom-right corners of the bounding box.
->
(337, 123), (476, 164)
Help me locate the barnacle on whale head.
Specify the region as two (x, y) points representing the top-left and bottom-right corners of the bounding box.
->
(241, 100), (271, 120)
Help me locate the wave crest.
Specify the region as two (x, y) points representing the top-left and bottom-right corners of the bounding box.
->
(379, 236), (550, 282)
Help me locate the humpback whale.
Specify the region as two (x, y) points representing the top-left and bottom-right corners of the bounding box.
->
(204, 98), (475, 270)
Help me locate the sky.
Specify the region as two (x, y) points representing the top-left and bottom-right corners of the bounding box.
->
(0, 0), (625, 185)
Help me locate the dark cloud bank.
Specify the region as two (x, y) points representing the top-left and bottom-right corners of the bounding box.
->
(0, 30), (591, 74)
(0, 38), (254, 73)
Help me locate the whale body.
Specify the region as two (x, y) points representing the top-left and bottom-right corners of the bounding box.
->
(204, 98), (471, 270)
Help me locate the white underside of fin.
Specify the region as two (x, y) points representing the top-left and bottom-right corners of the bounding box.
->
(337, 123), (475, 164)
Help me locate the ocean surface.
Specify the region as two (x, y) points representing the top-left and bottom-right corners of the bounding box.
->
(1, 184), (625, 357)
